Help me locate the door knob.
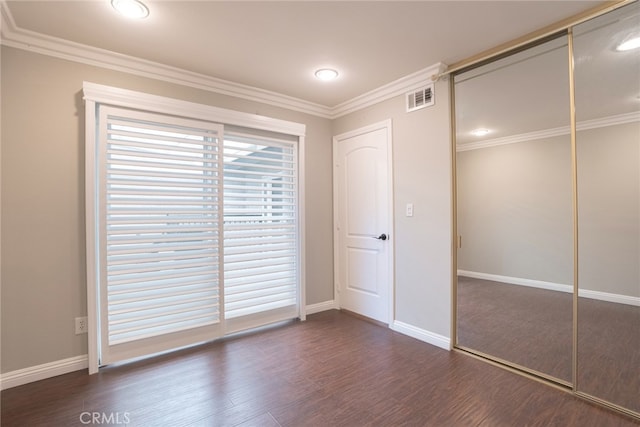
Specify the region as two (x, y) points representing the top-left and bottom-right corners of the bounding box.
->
(373, 233), (387, 241)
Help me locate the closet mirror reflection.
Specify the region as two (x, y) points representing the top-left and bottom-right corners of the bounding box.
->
(574, 2), (640, 413)
(454, 35), (574, 383)
(454, 1), (640, 418)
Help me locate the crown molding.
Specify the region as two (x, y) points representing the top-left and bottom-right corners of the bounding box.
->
(330, 62), (447, 119)
(0, 2), (447, 120)
(0, 2), (332, 118)
(456, 111), (640, 152)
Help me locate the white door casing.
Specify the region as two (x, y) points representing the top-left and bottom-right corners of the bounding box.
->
(333, 120), (394, 324)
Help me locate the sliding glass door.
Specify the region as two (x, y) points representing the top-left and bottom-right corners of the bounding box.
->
(223, 132), (300, 333)
(86, 91), (303, 368)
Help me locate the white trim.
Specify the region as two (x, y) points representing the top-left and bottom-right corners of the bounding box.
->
(458, 270), (572, 293)
(82, 82), (306, 137)
(84, 98), (99, 375)
(385, 121), (396, 324)
(456, 111), (640, 152)
(1, 355), (88, 390)
(580, 289), (640, 307)
(390, 321), (451, 351)
(458, 270), (640, 306)
(305, 300), (339, 315)
(331, 63), (447, 118)
(333, 119), (395, 324)
(0, 3), (446, 120)
(0, 4), (331, 119)
(298, 135), (307, 321)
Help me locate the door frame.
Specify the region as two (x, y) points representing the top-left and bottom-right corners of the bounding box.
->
(332, 119), (395, 324)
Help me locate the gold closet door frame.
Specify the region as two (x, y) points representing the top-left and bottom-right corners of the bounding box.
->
(449, 0), (639, 421)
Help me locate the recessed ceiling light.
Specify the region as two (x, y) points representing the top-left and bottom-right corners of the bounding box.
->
(616, 35), (640, 52)
(471, 128), (491, 137)
(315, 69), (339, 81)
(111, 0), (149, 19)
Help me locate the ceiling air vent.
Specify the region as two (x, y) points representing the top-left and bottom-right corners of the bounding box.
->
(406, 84), (434, 112)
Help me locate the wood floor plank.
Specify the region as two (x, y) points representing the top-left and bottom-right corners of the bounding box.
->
(1, 310), (638, 426)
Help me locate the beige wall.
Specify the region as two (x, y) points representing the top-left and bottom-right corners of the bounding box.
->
(457, 134), (574, 285)
(457, 122), (640, 298)
(577, 122), (640, 298)
(332, 78), (452, 339)
(0, 46), (334, 372)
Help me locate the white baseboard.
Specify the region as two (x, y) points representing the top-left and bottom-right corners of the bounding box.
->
(579, 289), (640, 306)
(458, 270), (640, 307)
(305, 300), (338, 315)
(1, 355), (88, 390)
(458, 270), (572, 293)
(391, 320), (451, 351)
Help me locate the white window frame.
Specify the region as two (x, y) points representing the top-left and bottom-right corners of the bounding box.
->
(84, 82), (306, 374)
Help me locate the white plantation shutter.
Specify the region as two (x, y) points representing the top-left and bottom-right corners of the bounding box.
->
(223, 133), (299, 330)
(98, 106), (224, 364)
(86, 84), (305, 371)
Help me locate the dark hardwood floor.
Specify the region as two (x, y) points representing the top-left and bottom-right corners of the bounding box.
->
(2, 310), (638, 426)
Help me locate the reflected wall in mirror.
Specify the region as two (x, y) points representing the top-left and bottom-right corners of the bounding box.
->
(573, 1), (640, 413)
(454, 36), (574, 383)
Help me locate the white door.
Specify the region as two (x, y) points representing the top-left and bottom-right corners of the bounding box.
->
(333, 120), (393, 324)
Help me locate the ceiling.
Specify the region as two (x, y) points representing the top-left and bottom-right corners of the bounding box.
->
(2, 0), (607, 109)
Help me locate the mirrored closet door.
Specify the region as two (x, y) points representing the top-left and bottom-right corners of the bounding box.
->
(453, 0), (639, 418)
(454, 35), (574, 384)
(573, 1), (640, 414)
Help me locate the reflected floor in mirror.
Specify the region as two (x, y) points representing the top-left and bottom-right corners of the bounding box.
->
(458, 276), (640, 412)
(578, 297), (640, 413)
(457, 276), (573, 382)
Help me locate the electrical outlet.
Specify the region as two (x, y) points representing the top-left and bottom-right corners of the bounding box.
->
(75, 317), (88, 335)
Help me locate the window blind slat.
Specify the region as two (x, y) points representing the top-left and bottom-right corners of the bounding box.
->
(108, 265), (217, 286)
(224, 182), (293, 190)
(225, 265), (295, 280)
(107, 242), (218, 256)
(224, 242), (294, 256)
(108, 118), (219, 140)
(109, 299), (220, 319)
(225, 272), (296, 288)
(108, 169), (221, 181)
(108, 259), (217, 276)
(108, 179), (218, 189)
(224, 250), (296, 264)
(223, 176), (293, 186)
(223, 238), (296, 249)
(223, 169), (293, 179)
(108, 137), (219, 155)
(108, 158), (215, 173)
(108, 277), (218, 296)
(224, 228), (295, 238)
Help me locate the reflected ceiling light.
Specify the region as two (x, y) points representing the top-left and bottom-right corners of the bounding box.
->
(616, 35), (640, 51)
(471, 128), (491, 137)
(111, 0), (149, 19)
(315, 68), (339, 81)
